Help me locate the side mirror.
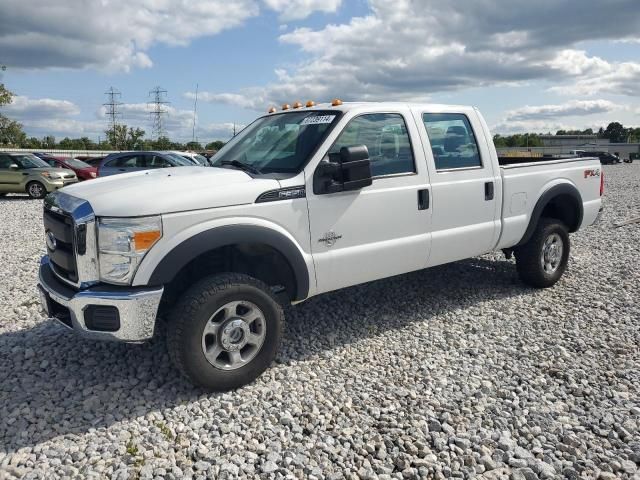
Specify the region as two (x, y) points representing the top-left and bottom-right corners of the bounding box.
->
(314, 145), (373, 194)
(9, 164), (19, 170)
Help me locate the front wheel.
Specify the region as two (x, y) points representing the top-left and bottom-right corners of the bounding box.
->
(26, 181), (46, 199)
(167, 273), (284, 390)
(515, 219), (570, 288)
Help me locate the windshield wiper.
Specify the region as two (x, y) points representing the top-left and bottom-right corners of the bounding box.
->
(219, 160), (262, 175)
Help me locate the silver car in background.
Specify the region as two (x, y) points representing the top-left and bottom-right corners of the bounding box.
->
(97, 151), (193, 177)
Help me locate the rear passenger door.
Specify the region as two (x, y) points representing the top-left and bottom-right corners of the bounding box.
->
(412, 109), (500, 266)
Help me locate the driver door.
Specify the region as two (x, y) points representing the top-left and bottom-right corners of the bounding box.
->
(305, 109), (432, 294)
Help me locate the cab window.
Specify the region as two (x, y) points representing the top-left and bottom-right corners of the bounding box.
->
(423, 113), (481, 170)
(329, 113), (415, 177)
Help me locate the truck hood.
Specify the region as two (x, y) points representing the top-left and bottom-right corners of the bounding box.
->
(61, 166), (280, 216)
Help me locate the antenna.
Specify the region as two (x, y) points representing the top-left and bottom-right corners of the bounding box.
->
(191, 83), (198, 143)
(103, 87), (123, 148)
(148, 86), (169, 140)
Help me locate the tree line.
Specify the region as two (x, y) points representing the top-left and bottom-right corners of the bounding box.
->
(0, 84), (225, 152)
(494, 123), (640, 148)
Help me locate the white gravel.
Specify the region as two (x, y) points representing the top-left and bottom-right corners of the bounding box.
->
(1, 164), (639, 480)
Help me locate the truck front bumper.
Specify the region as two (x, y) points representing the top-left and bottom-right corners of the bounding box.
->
(38, 256), (163, 342)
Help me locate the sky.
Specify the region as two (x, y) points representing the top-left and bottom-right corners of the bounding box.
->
(1, 0), (639, 143)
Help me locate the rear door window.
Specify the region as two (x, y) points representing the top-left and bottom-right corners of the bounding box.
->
(107, 155), (141, 168)
(148, 155), (171, 168)
(422, 113), (482, 170)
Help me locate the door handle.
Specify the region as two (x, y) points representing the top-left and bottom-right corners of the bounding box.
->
(484, 181), (494, 201)
(418, 188), (429, 210)
(118, 168), (126, 172)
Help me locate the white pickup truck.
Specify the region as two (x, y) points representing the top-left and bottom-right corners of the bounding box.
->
(38, 101), (603, 390)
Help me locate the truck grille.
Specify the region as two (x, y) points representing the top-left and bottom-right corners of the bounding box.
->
(44, 208), (78, 283)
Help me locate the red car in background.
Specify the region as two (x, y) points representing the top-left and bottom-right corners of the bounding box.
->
(33, 153), (98, 180)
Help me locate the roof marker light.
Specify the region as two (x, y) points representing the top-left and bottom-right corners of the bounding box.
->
(282, 104), (290, 110)
(306, 100), (315, 107)
(331, 98), (343, 106)
(292, 101), (302, 109)
(268, 106), (277, 113)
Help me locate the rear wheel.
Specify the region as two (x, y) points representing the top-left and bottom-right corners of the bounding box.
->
(515, 219), (570, 288)
(167, 273), (284, 390)
(26, 181), (46, 199)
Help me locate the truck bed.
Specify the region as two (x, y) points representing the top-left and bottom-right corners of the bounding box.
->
(496, 155), (602, 250)
(497, 155), (595, 167)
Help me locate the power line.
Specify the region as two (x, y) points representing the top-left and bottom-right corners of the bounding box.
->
(103, 87), (122, 148)
(191, 83), (198, 143)
(148, 86), (169, 140)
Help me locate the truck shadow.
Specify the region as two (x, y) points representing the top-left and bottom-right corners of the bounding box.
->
(0, 256), (524, 453)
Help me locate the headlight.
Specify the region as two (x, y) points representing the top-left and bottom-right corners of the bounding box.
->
(97, 216), (162, 285)
(41, 172), (62, 179)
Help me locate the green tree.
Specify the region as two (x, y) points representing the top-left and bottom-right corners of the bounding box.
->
(205, 140), (225, 151)
(105, 124), (128, 149)
(603, 122), (626, 143)
(185, 141), (203, 151)
(0, 84), (28, 147)
(126, 127), (146, 150)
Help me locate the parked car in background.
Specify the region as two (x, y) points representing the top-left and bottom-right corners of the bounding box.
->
(166, 151), (210, 166)
(0, 152), (78, 198)
(98, 151), (194, 177)
(579, 151), (620, 165)
(33, 153), (97, 180)
(75, 156), (106, 168)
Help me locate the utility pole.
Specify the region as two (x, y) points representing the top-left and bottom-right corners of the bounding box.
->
(148, 86), (169, 140)
(191, 83), (198, 144)
(103, 87), (122, 148)
(233, 123), (237, 137)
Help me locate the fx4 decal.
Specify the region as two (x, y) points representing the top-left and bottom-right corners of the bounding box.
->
(584, 168), (600, 179)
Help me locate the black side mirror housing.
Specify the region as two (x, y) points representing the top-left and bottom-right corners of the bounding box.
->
(314, 145), (373, 194)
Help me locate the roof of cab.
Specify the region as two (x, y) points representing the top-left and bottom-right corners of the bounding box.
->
(266, 101), (475, 115)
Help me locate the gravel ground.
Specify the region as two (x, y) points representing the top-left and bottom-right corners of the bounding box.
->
(0, 164), (639, 480)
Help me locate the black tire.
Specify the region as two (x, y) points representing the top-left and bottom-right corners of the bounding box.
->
(515, 218), (570, 288)
(26, 181), (46, 199)
(167, 273), (284, 390)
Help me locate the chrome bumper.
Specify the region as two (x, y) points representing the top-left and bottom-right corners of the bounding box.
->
(38, 256), (163, 342)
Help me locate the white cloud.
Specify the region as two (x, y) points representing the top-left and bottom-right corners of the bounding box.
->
(0, 0), (259, 71)
(263, 0), (342, 21)
(201, 0), (640, 108)
(504, 100), (622, 122)
(2, 96), (80, 119)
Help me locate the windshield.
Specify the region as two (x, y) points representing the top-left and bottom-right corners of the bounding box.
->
(166, 153), (194, 166)
(212, 111), (340, 174)
(12, 154), (50, 169)
(190, 154), (209, 165)
(67, 158), (91, 169)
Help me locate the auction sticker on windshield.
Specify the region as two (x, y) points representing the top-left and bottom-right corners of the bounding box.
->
(301, 115), (336, 125)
